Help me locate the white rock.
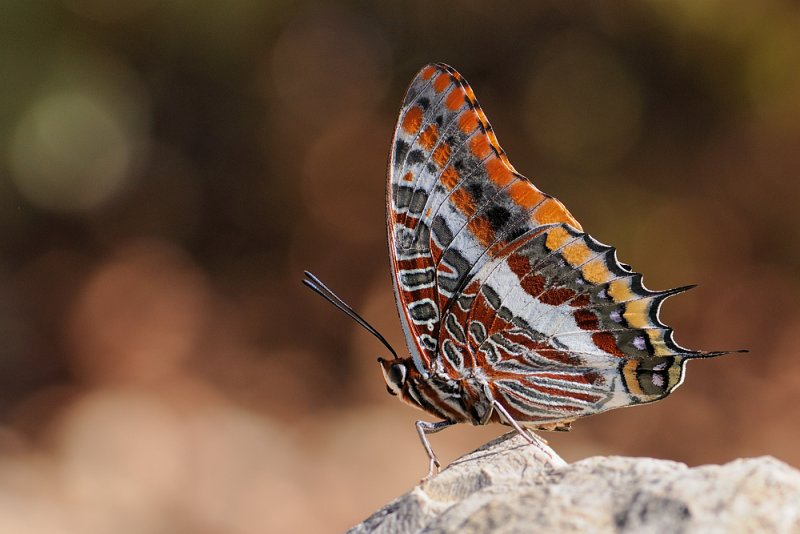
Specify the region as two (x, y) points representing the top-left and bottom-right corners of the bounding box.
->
(348, 432), (800, 533)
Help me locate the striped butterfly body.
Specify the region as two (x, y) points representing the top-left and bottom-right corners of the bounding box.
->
(305, 63), (742, 482)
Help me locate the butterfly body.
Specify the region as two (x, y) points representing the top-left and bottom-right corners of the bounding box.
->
(381, 355), (503, 426)
(379, 63), (739, 478)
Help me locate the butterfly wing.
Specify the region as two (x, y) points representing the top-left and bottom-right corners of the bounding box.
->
(389, 63), (721, 425)
(388, 63), (581, 376)
(440, 222), (718, 425)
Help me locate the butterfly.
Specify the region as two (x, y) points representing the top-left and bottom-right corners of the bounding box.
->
(304, 63), (744, 482)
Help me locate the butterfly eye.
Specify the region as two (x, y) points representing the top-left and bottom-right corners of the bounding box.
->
(389, 363), (407, 387)
(379, 359), (407, 397)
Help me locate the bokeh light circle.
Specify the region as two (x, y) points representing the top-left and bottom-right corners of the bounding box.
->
(10, 91), (135, 213)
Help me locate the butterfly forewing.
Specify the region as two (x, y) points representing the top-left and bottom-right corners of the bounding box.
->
(388, 63), (718, 425)
(388, 63), (580, 376)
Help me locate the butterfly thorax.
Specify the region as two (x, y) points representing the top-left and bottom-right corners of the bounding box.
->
(396, 361), (494, 425)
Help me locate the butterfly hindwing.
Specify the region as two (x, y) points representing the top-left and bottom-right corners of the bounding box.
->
(438, 221), (707, 424)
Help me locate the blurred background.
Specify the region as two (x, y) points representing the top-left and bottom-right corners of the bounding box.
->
(1, 1), (798, 532)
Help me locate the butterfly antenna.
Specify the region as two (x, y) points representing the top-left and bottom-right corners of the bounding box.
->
(302, 271), (399, 360)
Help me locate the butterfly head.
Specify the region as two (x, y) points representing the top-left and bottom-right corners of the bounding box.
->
(378, 357), (408, 397)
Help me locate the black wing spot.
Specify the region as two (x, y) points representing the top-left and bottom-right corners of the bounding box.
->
(445, 313), (466, 343)
(408, 189), (429, 215)
(395, 185), (413, 209)
(443, 340), (463, 369)
(432, 215), (454, 247)
(395, 139), (409, 162)
(486, 206), (511, 232)
(497, 306), (513, 322)
(409, 300), (438, 323)
(417, 97), (430, 110)
(407, 150), (424, 165)
(465, 181), (484, 203)
(454, 158), (467, 172)
(506, 225), (527, 242)
(481, 285), (502, 310)
(468, 321), (487, 344)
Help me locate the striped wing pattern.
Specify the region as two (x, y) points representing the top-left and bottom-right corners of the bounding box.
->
(387, 63), (713, 427)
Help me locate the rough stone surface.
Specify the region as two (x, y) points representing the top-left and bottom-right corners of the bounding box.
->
(348, 432), (800, 533)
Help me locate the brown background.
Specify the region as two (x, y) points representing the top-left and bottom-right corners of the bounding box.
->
(1, 1), (798, 532)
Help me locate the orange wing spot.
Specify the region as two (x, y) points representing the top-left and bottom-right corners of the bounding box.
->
(402, 171), (414, 182)
(459, 112), (478, 134)
(433, 73), (451, 93)
(533, 198), (581, 228)
(451, 187), (476, 217)
(432, 143), (451, 168)
(622, 360), (645, 396)
(545, 226), (570, 251)
(648, 330), (672, 357)
(445, 86), (466, 111)
(508, 181), (544, 210)
(467, 216), (495, 247)
(623, 298), (651, 329)
(401, 106), (423, 135)
(418, 124), (439, 151)
(608, 279), (633, 302)
(582, 259), (611, 284)
(592, 332), (625, 358)
(440, 165), (459, 190)
(470, 133), (492, 159)
(562, 241), (591, 266)
(421, 65), (437, 80)
(484, 157), (514, 188)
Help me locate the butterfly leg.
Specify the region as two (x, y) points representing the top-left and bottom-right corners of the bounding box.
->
(416, 420), (455, 482)
(490, 399), (538, 445)
(491, 400), (563, 463)
(491, 401), (565, 464)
